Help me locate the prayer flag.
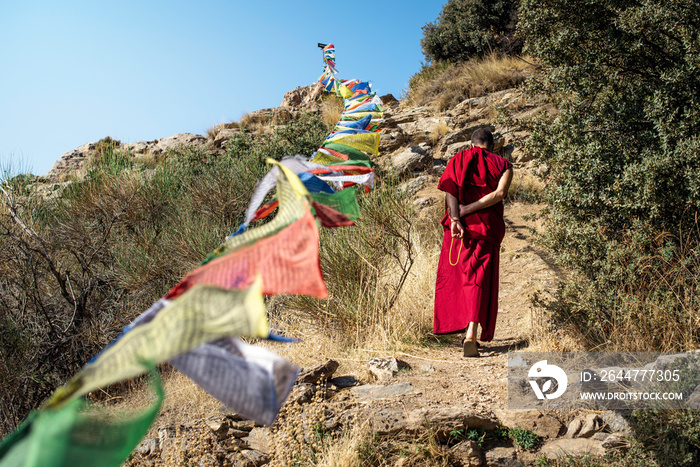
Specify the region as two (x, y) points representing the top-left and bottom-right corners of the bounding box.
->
(46, 279), (267, 407)
(0, 370), (163, 467)
(166, 210), (327, 300)
(170, 338), (299, 426)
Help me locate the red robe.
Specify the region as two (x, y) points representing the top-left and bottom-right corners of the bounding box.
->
(434, 147), (512, 341)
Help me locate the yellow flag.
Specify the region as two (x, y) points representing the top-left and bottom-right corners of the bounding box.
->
(326, 133), (380, 155)
(47, 279), (266, 407)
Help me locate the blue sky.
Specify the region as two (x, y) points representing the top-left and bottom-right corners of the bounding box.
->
(0, 1), (444, 175)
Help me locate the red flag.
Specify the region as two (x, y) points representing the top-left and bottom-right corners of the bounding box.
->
(166, 210), (327, 299)
(312, 201), (355, 228)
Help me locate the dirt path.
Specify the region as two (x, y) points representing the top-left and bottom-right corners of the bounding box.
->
(378, 201), (557, 418)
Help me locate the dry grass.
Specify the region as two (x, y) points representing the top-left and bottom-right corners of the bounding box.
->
(506, 169), (544, 203)
(430, 120), (451, 145)
(406, 54), (537, 111)
(314, 425), (371, 467)
(267, 231), (441, 375)
(320, 94), (345, 127)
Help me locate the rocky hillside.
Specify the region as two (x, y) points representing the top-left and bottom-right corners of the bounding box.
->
(43, 83), (631, 467)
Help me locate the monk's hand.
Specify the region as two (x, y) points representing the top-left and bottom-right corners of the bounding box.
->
(450, 218), (464, 239)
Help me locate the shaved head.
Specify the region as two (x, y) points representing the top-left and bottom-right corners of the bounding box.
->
(471, 128), (494, 150)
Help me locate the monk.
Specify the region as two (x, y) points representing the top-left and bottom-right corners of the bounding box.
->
(434, 128), (513, 357)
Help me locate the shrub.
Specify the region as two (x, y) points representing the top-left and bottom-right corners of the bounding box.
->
(421, 0), (521, 63)
(405, 54), (533, 110)
(518, 0), (700, 351)
(508, 427), (539, 450)
(0, 113), (330, 436)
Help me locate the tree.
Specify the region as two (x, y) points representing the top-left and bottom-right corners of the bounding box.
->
(421, 0), (521, 63)
(518, 0), (700, 350)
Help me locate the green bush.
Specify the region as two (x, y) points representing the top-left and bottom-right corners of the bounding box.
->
(517, 0), (700, 351)
(421, 0), (521, 63)
(0, 113), (330, 436)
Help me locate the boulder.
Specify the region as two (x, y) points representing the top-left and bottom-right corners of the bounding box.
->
(329, 375), (359, 388)
(443, 142), (472, 161)
(152, 133), (206, 153)
(601, 410), (631, 433)
(688, 384), (700, 409)
(239, 449), (270, 466)
(212, 128), (241, 149)
(564, 418), (582, 438)
(382, 107), (431, 127)
(379, 93), (400, 107)
(391, 144), (433, 176)
(413, 197), (436, 211)
(540, 438), (605, 460)
(380, 128), (408, 152)
(280, 83), (325, 109)
(46, 142), (93, 177)
(243, 427), (272, 454)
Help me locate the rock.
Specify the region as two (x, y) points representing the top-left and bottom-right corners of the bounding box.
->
(380, 93), (399, 106)
(297, 360), (339, 384)
(207, 418), (230, 439)
(239, 449), (270, 466)
(243, 427), (272, 454)
(229, 420), (256, 431)
(330, 375), (359, 388)
(577, 414), (600, 438)
(369, 357), (400, 382)
(484, 447), (521, 467)
(414, 197), (436, 211)
(601, 410), (631, 433)
(152, 133), (206, 154)
(391, 144), (433, 176)
(564, 418), (582, 438)
(383, 107), (431, 127)
(493, 409), (563, 438)
(443, 142), (472, 160)
(343, 406), (497, 437)
(400, 175), (431, 196)
(450, 440), (483, 466)
(687, 384), (700, 409)
(380, 128), (408, 152)
(229, 429), (251, 438)
(351, 382), (417, 402)
(287, 383), (314, 404)
(601, 433), (629, 451)
(47, 142), (93, 177)
(135, 438), (159, 456)
(439, 124), (495, 151)
(540, 438), (605, 460)
(500, 144), (515, 162)
(212, 128), (241, 149)
(420, 363), (436, 372)
(280, 83), (325, 109)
